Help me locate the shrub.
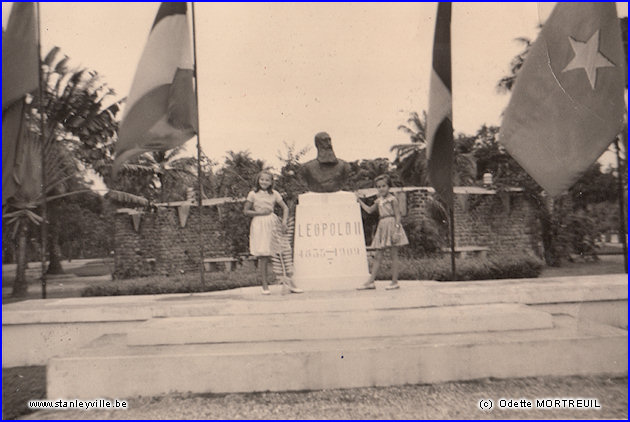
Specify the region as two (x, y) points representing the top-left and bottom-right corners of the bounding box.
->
(82, 267), (265, 297)
(82, 253), (544, 297)
(374, 252), (543, 281)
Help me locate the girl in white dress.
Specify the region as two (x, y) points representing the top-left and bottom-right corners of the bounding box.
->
(356, 174), (409, 290)
(244, 171), (302, 294)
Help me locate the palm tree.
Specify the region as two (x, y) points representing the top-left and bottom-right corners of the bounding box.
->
(392, 111), (476, 187)
(114, 147), (200, 203)
(391, 111), (429, 186)
(3, 47), (123, 294)
(496, 37), (533, 94)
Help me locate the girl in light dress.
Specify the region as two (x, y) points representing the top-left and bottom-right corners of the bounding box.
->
(356, 174), (409, 290)
(243, 171), (302, 295)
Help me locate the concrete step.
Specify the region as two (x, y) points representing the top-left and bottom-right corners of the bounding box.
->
(5, 275), (627, 367)
(127, 304), (553, 346)
(47, 314), (627, 399)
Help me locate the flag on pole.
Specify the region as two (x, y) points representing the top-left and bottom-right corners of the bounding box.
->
(426, 2), (454, 209)
(2, 2), (39, 204)
(113, 2), (198, 175)
(499, 2), (625, 197)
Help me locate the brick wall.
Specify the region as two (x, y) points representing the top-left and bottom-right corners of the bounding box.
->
(403, 188), (538, 256)
(114, 206), (230, 278)
(114, 188), (539, 278)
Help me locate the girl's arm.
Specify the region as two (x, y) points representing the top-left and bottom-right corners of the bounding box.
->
(243, 200), (266, 217)
(278, 199), (289, 227)
(392, 196), (402, 227)
(357, 196), (378, 214)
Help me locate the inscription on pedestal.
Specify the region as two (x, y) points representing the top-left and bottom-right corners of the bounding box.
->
(293, 192), (369, 290)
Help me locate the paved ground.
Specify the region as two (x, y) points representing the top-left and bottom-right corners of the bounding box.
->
(20, 375), (628, 419)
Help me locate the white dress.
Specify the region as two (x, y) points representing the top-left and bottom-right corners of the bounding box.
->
(247, 189), (283, 257)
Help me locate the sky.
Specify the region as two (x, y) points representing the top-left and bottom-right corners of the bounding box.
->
(2, 2), (628, 172)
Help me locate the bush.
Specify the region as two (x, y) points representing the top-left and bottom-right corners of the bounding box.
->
(401, 219), (445, 258)
(374, 252), (543, 281)
(82, 267), (265, 297)
(83, 253), (544, 297)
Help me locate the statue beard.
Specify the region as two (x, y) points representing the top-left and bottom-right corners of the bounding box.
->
(317, 148), (338, 165)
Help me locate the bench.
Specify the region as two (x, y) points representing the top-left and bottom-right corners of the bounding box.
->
(203, 257), (238, 272)
(441, 246), (489, 259)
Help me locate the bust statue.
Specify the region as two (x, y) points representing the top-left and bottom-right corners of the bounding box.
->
(299, 132), (351, 193)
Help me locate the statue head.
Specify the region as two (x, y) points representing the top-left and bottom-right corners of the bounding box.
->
(314, 132), (337, 164)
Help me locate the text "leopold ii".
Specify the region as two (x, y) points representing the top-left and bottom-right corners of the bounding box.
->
(297, 221), (362, 237)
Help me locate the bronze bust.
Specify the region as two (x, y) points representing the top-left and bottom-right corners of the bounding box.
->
(299, 132), (351, 192)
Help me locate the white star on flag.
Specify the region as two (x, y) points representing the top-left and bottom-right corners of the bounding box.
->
(562, 29), (616, 89)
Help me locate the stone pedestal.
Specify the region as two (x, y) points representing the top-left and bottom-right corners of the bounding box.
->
(293, 192), (369, 290)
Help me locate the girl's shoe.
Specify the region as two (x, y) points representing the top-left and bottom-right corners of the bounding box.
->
(357, 283), (376, 290)
(281, 277), (303, 294)
(385, 283), (400, 290)
(262, 288), (271, 295)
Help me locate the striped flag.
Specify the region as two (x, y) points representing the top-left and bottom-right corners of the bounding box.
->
(426, 2), (454, 209)
(2, 2), (39, 204)
(499, 2), (625, 197)
(113, 2), (198, 176)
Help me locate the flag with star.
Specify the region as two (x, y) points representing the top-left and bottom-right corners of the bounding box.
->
(499, 2), (626, 197)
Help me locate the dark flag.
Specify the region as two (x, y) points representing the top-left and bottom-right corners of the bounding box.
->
(2, 2), (39, 204)
(426, 2), (453, 209)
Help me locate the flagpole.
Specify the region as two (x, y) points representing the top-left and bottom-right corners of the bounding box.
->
(613, 136), (627, 273)
(449, 204), (456, 280)
(191, 2), (205, 286)
(36, 2), (48, 299)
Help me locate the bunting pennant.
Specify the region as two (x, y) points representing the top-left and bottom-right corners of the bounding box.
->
(177, 204), (191, 227)
(426, 2), (454, 209)
(113, 2), (198, 176)
(499, 2), (625, 196)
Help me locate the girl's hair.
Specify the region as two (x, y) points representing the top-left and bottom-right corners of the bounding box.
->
(374, 174), (392, 187)
(254, 170), (274, 193)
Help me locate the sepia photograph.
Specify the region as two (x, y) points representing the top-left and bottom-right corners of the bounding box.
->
(2, 1), (628, 420)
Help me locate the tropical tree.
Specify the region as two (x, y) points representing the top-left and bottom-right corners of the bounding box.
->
(215, 151), (267, 198)
(496, 37), (533, 94)
(275, 142), (311, 206)
(3, 48), (121, 295)
(391, 111), (428, 186)
(110, 147), (201, 203)
(392, 111), (476, 187)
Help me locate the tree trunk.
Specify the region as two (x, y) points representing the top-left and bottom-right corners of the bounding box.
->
(46, 227), (64, 274)
(12, 222), (28, 297)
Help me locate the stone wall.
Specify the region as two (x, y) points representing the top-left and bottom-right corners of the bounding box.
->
(114, 188), (540, 278)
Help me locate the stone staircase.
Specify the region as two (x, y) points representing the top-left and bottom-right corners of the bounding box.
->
(44, 276), (627, 399)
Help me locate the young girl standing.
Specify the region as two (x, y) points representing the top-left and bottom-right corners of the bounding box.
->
(356, 174), (409, 290)
(244, 171), (302, 295)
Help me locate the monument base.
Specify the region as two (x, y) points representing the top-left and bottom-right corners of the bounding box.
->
(293, 191), (369, 291)
(291, 275), (368, 291)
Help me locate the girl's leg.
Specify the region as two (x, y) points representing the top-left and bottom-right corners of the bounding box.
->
(390, 247), (400, 286)
(360, 250), (383, 288)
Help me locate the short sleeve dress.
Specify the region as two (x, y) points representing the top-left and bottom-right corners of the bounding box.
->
(247, 189), (284, 257)
(370, 194), (409, 249)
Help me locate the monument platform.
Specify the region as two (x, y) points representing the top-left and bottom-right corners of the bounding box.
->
(2, 275), (627, 398)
